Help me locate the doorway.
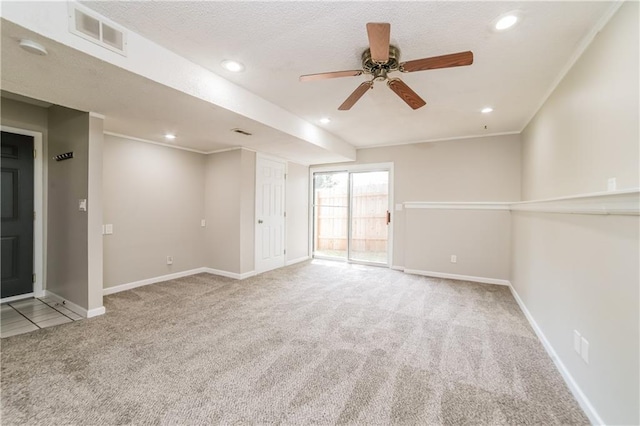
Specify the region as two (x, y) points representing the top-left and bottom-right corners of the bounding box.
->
(312, 164), (393, 266)
(255, 154), (286, 274)
(0, 127), (44, 303)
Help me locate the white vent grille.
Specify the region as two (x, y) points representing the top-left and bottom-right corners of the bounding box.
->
(68, 3), (127, 56)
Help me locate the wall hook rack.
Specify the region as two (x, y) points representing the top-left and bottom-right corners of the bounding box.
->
(53, 152), (73, 161)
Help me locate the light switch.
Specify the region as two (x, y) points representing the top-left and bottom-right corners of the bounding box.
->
(201, 219), (206, 227)
(78, 199), (87, 211)
(105, 224), (113, 235)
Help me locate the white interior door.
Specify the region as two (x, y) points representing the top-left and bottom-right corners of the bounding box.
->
(255, 155), (286, 273)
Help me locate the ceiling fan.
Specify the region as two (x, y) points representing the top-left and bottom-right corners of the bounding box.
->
(300, 23), (473, 110)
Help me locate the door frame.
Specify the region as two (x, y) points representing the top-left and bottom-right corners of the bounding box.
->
(1, 125), (45, 302)
(309, 162), (394, 267)
(254, 152), (288, 274)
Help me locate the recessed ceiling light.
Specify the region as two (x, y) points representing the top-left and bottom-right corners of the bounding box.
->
(319, 117), (331, 124)
(164, 133), (176, 140)
(481, 107), (493, 114)
(495, 14), (519, 31)
(221, 60), (244, 73)
(19, 39), (48, 56)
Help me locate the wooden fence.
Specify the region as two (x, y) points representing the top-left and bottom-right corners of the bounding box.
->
(314, 183), (388, 253)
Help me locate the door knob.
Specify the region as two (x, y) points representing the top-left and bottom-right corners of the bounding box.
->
(258, 219), (263, 224)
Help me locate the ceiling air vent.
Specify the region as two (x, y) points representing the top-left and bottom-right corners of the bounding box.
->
(68, 3), (127, 56)
(231, 128), (252, 136)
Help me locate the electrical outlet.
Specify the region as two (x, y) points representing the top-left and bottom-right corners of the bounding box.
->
(573, 330), (581, 354)
(607, 177), (616, 191)
(166, 256), (173, 265)
(581, 337), (590, 364)
(201, 219), (206, 227)
(450, 255), (457, 263)
(105, 224), (113, 235)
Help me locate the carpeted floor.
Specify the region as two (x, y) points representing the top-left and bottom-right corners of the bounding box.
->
(1, 260), (588, 425)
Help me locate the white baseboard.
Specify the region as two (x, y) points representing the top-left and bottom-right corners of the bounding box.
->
(87, 306), (106, 318)
(509, 285), (603, 425)
(390, 265), (405, 271)
(43, 290), (105, 319)
(404, 269), (510, 286)
(203, 268), (255, 280)
(239, 270), (256, 280)
(286, 256), (310, 266)
(103, 267), (209, 296)
(104, 267), (258, 298)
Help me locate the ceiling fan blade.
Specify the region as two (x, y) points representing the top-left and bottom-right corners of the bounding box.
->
(400, 51), (474, 73)
(387, 79), (426, 110)
(366, 23), (390, 63)
(299, 70), (363, 82)
(338, 81), (372, 110)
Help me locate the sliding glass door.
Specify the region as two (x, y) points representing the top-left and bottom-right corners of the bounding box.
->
(312, 168), (391, 266)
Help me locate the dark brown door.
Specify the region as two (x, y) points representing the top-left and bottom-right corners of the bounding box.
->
(1, 131), (34, 298)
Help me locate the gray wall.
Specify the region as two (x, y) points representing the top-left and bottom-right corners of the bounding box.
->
(240, 150), (256, 274)
(46, 106), (90, 308)
(405, 209), (510, 280)
(1, 97), (48, 140)
(512, 3), (639, 424)
(331, 134), (521, 278)
(103, 143), (304, 282)
(286, 162), (309, 262)
(87, 115), (103, 310)
(204, 149), (242, 273)
(2, 99), (104, 312)
(521, 5), (639, 200)
(102, 134), (206, 288)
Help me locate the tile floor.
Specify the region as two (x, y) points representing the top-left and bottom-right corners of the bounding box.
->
(1, 297), (83, 338)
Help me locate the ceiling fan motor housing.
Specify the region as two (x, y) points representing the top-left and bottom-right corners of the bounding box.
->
(362, 45), (400, 80)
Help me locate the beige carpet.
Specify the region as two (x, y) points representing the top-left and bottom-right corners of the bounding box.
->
(1, 260), (588, 425)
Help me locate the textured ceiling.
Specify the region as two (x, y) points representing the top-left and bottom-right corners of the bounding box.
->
(82, 1), (613, 147)
(1, 1), (614, 162)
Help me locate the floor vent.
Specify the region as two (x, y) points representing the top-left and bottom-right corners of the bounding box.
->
(68, 3), (127, 56)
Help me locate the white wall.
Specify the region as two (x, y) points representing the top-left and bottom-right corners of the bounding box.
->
(103, 134), (206, 288)
(512, 3), (639, 424)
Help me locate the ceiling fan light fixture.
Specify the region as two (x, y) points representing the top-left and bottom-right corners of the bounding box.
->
(494, 14), (519, 31)
(481, 107), (494, 113)
(221, 60), (244, 73)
